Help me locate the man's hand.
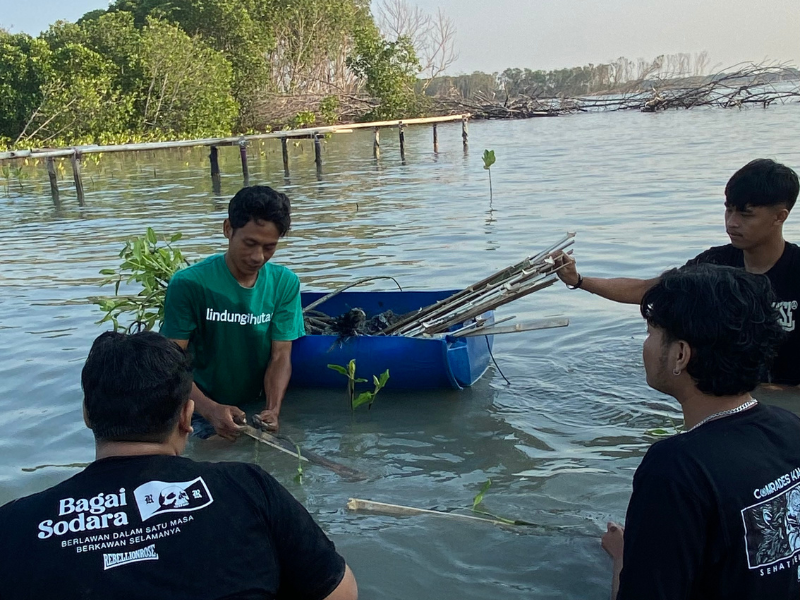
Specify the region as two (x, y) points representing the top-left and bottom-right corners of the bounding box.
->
(601, 521), (625, 561)
(255, 408), (280, 432)
(552, 251), (581, 287)
(207, 403), (247, 441)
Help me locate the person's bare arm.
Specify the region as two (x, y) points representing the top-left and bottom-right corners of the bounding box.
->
(257, 340), (293, 431)
(601, 522), (624, 600)
(323, 564), (358, 600)
(169, 338), (245, 441)
(553, 252), (659, 305)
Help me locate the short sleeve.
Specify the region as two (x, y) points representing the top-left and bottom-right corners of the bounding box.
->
(271, 271), (305, 342)
(160, 274), (199, 341)
(617, 448), (710, 600)
(257, 470), (346, 600)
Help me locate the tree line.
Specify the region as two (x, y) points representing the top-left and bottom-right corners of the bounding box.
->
(0, 0), (426, 149)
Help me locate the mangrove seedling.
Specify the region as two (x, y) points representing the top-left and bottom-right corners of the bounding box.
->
(327, 359), (390, 411)
(471, 479), (535, 526)
(482, 149), (496, 201)
(94, 228), (189, 332)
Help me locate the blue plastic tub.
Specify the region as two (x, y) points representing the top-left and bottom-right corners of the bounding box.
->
(291, 290), (494, 390)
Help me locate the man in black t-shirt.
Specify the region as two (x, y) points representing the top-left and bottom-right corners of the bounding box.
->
(554, 159), (800, 385)
(602, 264), (800, 599)
(0, 331), (357, 600)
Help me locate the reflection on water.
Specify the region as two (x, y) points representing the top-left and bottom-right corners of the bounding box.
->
(2, 105), (800, 599)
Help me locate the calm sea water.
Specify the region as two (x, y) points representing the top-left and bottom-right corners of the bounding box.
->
(2, 105), (800, 599)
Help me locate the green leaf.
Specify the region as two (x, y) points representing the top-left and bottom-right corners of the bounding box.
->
(354, 378), (368, 383)
(170, 232), (182, 243)
(352, 391), (374, 409)
(472, 479), (492, 511)
(327, 364), (348, 376)
(482, 149), (496, 170)
(378, 369), (390, 388)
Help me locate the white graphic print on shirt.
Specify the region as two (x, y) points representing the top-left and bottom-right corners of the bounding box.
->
(133, 477), (213, 522)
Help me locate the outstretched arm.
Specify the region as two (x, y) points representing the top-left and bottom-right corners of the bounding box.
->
(553, 252), (659, 305)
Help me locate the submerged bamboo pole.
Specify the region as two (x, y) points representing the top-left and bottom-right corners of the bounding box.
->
(314, 134), (323, 175)
(373, 127), (380, 158)
(399, 123), (406, 161)
(462, 117), (469, 150)
(347, 498), (509, 526)
(281, 137), (290, 176)
(209, 146), (220, 179)
(46, 157), (60, 209)
(238, 140), (249, 185)
(70, 150), (85, 207)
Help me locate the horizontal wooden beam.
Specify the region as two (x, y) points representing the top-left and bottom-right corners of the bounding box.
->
(0, 114), (471, 162)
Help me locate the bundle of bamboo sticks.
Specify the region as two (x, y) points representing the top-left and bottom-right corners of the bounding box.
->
(384, 233), (575, 338)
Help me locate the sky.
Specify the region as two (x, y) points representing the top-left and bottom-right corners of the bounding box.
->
(1, 0), (798, 73)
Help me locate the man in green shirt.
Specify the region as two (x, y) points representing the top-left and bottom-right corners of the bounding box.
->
(161, 186), (305, 440)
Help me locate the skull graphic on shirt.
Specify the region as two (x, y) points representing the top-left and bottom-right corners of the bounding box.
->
(160, 486), (190, 509)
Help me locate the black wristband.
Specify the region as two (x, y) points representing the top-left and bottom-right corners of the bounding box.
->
(567, 274), (584, 290)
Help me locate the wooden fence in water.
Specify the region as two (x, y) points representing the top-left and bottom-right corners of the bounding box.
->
(0, 114), (471, 208)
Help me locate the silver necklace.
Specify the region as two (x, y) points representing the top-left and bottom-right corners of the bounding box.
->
(685, 399), (759, 433)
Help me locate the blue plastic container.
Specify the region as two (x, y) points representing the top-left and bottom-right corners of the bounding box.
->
(291, 290), (494, 390)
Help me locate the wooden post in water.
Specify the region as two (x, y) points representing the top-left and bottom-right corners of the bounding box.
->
(433, 123), (439, 153)
(238, 139), (249, 185)
(314, 133), (323, 175)
(281, 137), (290, 176)
(46, 157), (60, 209)
(462, 117), (469, 150)
(209, 145), (221, 193)
(399, 123), (406, 161)
(373, 128), (380, 158)
(70, 150), (85, 207)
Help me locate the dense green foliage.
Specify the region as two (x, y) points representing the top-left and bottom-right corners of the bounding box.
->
(347, 27), (421, 120)
(0, 0), (416, 148)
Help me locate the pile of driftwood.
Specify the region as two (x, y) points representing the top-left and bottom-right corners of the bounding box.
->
(432, 62), (799, 117)
(433, 93), (564, 119)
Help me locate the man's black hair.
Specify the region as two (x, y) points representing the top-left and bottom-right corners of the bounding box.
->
(641, 264), (785, 396)
(725, 159), (799, 212)
(228, 186), (292, 236)
(82, 331), (193, 443)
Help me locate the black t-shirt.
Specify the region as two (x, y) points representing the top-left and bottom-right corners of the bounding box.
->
(618, 403), (800, 600)
(687, 242), (800, 385)
(0, 455), (345, 600)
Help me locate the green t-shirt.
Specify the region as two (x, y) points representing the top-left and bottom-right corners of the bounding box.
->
(160, 254), (305, 407)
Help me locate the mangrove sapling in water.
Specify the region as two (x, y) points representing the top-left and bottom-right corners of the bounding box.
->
(482, 149), (496, 201)
(94, 228), (189, 332)
(327, 359), (390, 410)
(471, 479), (536, 526)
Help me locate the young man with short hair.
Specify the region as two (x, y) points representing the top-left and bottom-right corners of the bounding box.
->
(603, 264), (800, 599)
(161, 185), (305, 439)
(555, 159), (800, 385)
(0, 331), (356, 600)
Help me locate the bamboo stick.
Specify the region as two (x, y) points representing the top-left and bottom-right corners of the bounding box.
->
(399, 123), (406, 161)
(373, 127), (380, 158)
(0, 114), (471, 162)
(239, 140), (249, 185)
(347, 498), (509, 526)
(46, 157), (60, 209)
(241, 425), (367, 481)
(281, 137), (290, 176)
(70, 151), (85, 207)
